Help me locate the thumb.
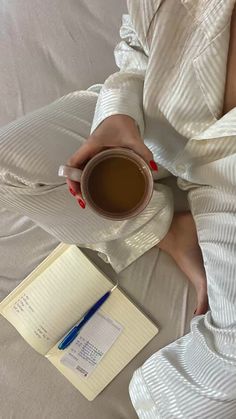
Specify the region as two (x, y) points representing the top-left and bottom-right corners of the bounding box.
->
(67, 139), (102, 168)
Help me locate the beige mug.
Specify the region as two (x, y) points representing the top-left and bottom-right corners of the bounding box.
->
(58, 148), (154, 220)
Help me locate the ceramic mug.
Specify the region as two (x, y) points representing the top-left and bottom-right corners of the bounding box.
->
(58, 148), (154, 220)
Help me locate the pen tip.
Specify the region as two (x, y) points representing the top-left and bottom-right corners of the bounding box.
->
(111, 284), (118, 292)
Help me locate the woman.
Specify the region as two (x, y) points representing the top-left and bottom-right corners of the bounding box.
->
(1, 0), (236, 417)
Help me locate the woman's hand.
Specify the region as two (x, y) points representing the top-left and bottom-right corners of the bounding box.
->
(66, 114), (158, 207)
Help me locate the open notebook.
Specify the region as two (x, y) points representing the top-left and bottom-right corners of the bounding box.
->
(0, 244), (158, 400)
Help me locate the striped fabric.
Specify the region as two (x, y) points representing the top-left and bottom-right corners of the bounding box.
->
(0, 0), (236, 417)
(0, 90), (173, 273)
(91, 0), (236, 417)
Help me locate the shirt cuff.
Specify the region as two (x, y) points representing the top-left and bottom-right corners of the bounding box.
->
(90, 87), (145, 137)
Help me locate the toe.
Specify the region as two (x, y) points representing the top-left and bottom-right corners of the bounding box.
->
(195, 288), (209, 316)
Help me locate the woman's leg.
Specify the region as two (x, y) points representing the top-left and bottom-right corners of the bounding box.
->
(0, 91), (173, 272)
(0, 91), (96, 188)
(158, 211), (208, 315)
(130, 186), (236, 418)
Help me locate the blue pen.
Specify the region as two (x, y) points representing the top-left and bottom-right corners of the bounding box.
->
(58, 284), (118, 350)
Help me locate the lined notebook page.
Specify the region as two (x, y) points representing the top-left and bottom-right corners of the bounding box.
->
(1, 243), (158, 399)
(1, 245), (114, 354)
(47, 286), (158, 401)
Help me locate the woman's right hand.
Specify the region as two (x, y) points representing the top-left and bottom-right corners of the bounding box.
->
(66, 114), (158, 207)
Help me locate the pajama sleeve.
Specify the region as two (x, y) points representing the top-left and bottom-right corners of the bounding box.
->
(91, 13), (147, 136)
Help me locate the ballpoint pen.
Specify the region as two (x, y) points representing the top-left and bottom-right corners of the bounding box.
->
(58, 283), (118, 350)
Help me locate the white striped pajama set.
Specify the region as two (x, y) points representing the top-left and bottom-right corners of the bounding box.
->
(1, 0), (236, 417)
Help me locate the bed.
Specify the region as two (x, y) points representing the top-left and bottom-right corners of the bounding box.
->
(0, 1), (196, 418)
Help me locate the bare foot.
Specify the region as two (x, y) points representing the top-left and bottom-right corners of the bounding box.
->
(158, 211), (208, 316)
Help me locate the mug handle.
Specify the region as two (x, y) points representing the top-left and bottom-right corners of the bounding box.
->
(58, 165), (82, 182)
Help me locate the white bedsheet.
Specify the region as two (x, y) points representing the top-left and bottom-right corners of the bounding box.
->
(0, 1), (195, 418)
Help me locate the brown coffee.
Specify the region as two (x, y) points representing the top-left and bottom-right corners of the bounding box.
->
(87, 156), (147, 214)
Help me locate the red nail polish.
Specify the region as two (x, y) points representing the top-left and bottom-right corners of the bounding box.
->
(150, 160), (158, 171)
(78, 198), (86, 209)
(69, 187), (76, 197)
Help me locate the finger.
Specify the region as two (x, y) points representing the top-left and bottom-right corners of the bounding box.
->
(66, 178), (81, 196)
(66, 179), (86, 209)
(128, 141), (158, 171)
(67, 139), (103, 168)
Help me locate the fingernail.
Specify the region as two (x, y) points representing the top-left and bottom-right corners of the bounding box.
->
(78, 198), (86, 209)
(150, 160), (158, 171)
(69, 187), (76, 197)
